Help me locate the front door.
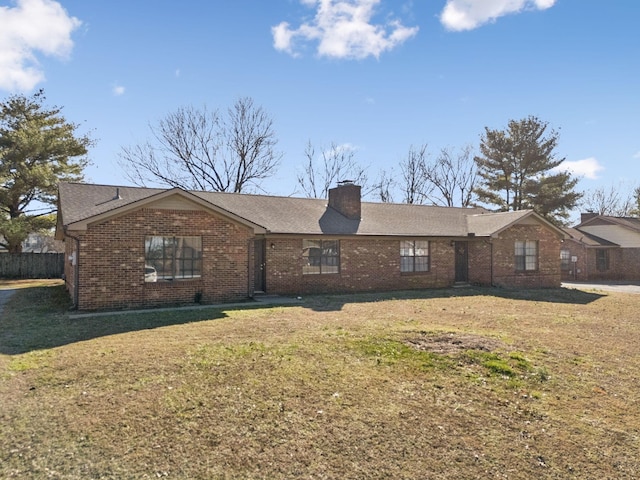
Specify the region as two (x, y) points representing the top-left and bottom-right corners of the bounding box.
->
(254, 239), (266, 293)
(454, 241), (469, 283)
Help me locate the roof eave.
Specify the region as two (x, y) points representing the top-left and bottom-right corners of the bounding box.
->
(63, 187), (267, 234)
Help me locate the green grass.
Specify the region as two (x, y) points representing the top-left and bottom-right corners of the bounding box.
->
(1, 280), (639, 479)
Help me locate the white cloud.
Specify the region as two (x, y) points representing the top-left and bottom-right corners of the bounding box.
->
(558, 157), (605, 180)
(272, 0), (418, 59)
(440, 0), (556, 32)
(112, 84), (125, 96)
(0, 0), (81, 92)
(633, 151), (640, 159)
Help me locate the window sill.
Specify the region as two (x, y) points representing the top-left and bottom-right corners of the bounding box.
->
(146, 277), (202, 284)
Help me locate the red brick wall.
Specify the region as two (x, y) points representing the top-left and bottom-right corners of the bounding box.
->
(490, 225), (561, 288)
(263, 237), (455, 295)
(468, 239), (492, 286)
(67, 212), (564, 310)
(560, 240), (640, 281)
(619, 248), (640, 280)
(582, 247), (640, 281)
(70, 208), (252, 311)
(559, 239), (588, 281)
(262, 228), (561, 295)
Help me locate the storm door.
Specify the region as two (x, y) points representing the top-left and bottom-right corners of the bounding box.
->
(454, 241), (469, 283)
(254, 239), (266, 293)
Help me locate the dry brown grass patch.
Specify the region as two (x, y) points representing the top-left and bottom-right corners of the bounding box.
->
(1, 283), (639, 479)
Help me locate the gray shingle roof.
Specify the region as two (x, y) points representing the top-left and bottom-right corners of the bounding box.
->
(58, 182), (546, 238)
(562, 227), (619, 247)
(580, 216), (640, 233)
(466, 210), (533, 237)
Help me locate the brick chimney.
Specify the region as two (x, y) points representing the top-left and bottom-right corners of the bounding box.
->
(328, 181), (361, 220)
(580, 212), (599, 224)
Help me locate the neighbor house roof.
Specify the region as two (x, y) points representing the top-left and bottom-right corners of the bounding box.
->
(562, 227), (619, 247)
(579, 215), (640, 232)
(57, 182), (558, 238)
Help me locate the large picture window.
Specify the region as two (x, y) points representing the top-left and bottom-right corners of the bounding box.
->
(145, 236), (202, 282)
(302, 239), (339, 274)
(400, 240), (430, 273)
(515, 240), (537, 271)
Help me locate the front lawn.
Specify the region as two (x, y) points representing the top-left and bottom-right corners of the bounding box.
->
(1, 282), (638, 479)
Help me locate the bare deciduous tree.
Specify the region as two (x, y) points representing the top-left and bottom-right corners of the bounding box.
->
(372, 168), (396, 203)
(423, 145), (477, 207)
(119, 97), (281, 193)
(397, 144), (477, 207)
(581, 182), (639, 217)
(296, 141), (368, 198)
(633, 187), (640, 216)
(400, 144), (430, 204)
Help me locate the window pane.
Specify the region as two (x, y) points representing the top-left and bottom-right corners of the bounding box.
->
(525, 256), (537, 271)
(515, 240), (537, 271)
(400, 240), (429, 272)
(302, 239), (339, 274)
(415, 240), (429, 252)
(414, 256), (429, 272)
(159, 259), (174, 279)
(303, 240), (321, 253)
(145, 236), (202, 281)
(303, 264), (320, 274)
(596, 249), (609, 271)
(322, 264), (339, 274)
(303, 239), (322, 273)
(400, 241), (414, 257)
(177, 237), (202, 278)
(400, 257), (413, 272)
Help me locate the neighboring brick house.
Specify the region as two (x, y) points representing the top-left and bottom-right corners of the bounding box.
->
(56, 182), (565, 311)
(560, 214), (640, 281)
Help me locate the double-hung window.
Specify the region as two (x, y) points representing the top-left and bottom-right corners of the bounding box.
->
(302, 240), (339, 274)
(560, 249), (571, 271)
(596, 249), (609, 271)
(145, 236), (202, 282)
(515, 240), (537, 271)
(400, 240), (430, 273)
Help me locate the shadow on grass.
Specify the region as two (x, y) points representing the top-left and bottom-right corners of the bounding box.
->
(1, 284), (606, 355)
(0, 285), (231, 355)
(302, 285), (606, 312)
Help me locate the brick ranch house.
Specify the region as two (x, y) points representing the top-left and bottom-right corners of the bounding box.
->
(560, 213), (640, 281)
(56, 181), (565, 311)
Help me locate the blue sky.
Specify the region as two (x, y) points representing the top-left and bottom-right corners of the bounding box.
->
(1, 0), (639, 214)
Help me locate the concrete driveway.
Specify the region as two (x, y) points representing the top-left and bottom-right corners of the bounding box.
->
(562, 281), (640, 294)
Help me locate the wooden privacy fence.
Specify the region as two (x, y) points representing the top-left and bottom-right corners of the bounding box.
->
(0, 253), (64, 279)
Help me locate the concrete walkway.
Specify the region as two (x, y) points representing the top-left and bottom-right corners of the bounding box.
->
(69, 294), (304, 319)
(562, 281), (640, 294)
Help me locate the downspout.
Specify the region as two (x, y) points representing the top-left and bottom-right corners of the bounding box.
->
(490, 238), (494, 287)
(64, 229), (81, 310)
(248, 237), (253, 299)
